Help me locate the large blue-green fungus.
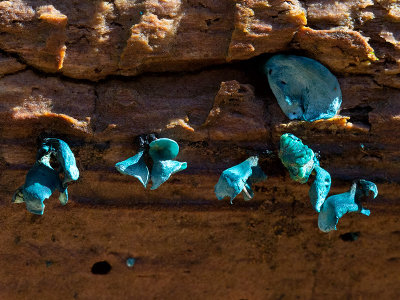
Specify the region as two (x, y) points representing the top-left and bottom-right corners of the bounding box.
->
(12, 138), (79, 215)
(279, 133), (378, 232)
(115, 137), (187, 190)
(279, 133), (331, 212)
(279, 133), (319, 184)
(266, 54), (342, 122)
(318, 179), (378, 232)
(215, 156), (267, 204)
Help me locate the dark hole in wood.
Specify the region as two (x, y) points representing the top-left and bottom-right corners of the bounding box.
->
(91, 261), (111, 274)
(340, 105), (373, 128)
(340, 232), (360, 242)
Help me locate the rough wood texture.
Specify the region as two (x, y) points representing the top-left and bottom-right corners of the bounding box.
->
(0, 0), (400, 299)
(0, 0), (398, 82)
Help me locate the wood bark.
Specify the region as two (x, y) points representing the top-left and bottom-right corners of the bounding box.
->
(0, 1), (399, 298)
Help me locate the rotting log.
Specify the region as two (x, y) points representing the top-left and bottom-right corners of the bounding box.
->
(0, 1), (400, 299)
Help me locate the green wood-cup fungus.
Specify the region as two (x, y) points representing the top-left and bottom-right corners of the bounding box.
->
(149, 138), (187, 190)
(150, 159), (187, 190)
(39, 138), (79, 187)
(215, 156), (267, 204)
(279, 133), (378, 232)
(309, 166), (332, 213)
(149, 138), (179, 161)
(115, 150), (149, 187)
(279, 133), (332, 213)
(12, 138), (79, 215)
(279, 133), (319, 184)
(266, 54), (342, 122)
(318, 180), (378, 232)
(115, 136), (187, 190)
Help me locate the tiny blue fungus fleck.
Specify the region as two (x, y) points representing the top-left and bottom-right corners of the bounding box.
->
(215, 156), (267, 204)
(115, 150), (149, 188)
(126, 257), (136, 267)
(309, 166), (331, 213)
(116, 137), (187, 190)
(318, 180), (378, 233)
(279, 133), (318, 184)
(266, 54), (342, 122)
(12, 139), (79, 215)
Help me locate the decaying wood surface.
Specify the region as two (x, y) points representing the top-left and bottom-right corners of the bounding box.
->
(0, 1), (399, 299)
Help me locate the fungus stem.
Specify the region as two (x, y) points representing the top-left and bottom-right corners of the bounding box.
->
(242, 184), (252, 200)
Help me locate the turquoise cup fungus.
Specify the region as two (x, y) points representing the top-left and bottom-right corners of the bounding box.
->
(12, 138), (79, 215)
(318, 180), (378, 232)
(266, 54), (342, 122)
(309, 166), (331, 213)
(149, 138), (187, 190)
(115, 137), (187, 190)
(149, 138), (179, 161)
(279, 133), (318, 184)
(279, 133), (332, 213)
(150, 160), (187, 190)
(215, 156), (267, 204)
(41, 138), (79, 187)
(115, 150), (149, 187)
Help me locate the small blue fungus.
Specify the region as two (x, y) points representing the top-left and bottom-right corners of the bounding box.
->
(215, 156), (267, 204)
(115, 150), (149, 188)
(279, 133), (318, 184)
(149, 138), (180, 161)
(139, 11), (143, 15)
(149, 138), (187, 190)
(12, 138), (79, 215)
(318, 180), (378, 233)
(265, 54), (342, 122)
(41, 138), (79, 187)
(309, 165), (331, 213)
(126, 257), (136, 268)
(115, 137), (187, 190)
(355, 179), (378, 200)
(151, 160), (187, 190)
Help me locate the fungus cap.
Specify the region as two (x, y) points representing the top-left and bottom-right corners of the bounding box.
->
(266, 54), (342, 122)
(149, 138), (179, 161)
